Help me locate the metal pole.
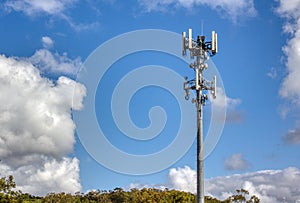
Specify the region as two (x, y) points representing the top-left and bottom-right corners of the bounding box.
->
(197, 75), (204, 203)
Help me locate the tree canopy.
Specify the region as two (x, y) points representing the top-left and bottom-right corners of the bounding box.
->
(0, 175), (260, 203)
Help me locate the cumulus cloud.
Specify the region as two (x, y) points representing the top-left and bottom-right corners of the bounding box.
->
(224, 153), (250, 171)
(276, 0), (300, 107)
(27, 36), (82, 76)
(42, 36), (54, 49)
(168, 166), (196, 193)
(138, 0), (256, 22)
(0, 157), (81, 195)
(28, 48), (82, 76)
(211, 88), (241, 110)
(0, 54), (86, 195)
(276, 0), (300, 144)
(167, 166), (300, 202)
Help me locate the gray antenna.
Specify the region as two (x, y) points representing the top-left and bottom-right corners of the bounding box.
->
(182, 28), (218, 203)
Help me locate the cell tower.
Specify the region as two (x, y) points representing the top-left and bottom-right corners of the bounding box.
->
(182, 28), (218, 203)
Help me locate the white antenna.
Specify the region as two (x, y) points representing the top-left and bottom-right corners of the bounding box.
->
(188, 28), (193, 49)
(212, 31), (218, 55)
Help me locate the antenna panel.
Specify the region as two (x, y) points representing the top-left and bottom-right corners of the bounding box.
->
(188, 28), (193, 49)
(212, 31), (218, 54)
(182, 32), (186, 56)
(215, 33), (218, 53)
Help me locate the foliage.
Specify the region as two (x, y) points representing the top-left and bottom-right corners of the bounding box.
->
(0, 175), (260, 203)
(224, 189), (260, 203)
(0, 175), (19, 203)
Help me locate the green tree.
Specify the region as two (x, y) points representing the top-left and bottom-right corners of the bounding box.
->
(0, 175), (21, 203)
(225, 189), (260, 203)
(0, 175), (16, 193)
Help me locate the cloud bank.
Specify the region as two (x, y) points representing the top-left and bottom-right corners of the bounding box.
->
(277, 0), (300, 106)
(276, 0), (300, 145)
(0, 53), (86, 195)
(138, 0), (256, 22)
(4, 0), (76, 16)
(168, 166), (300, 203)
(3, 0), (99, 31)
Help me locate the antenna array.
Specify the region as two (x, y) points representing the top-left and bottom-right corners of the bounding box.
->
(182, 28), (218, 203)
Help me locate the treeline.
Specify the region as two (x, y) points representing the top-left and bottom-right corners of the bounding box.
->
(0, 175), (259, 203)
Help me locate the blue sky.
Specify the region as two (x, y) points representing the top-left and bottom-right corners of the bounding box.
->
(1, 0), (300, 202)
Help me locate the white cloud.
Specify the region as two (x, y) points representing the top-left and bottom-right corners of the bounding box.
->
(224, 153), (250, 171)
(276, 0), (300, 143)
(276, 0), (300, 20)
(206, 167), (300, 202)
(3, 0), (99, 31)
(276, 0), (300, 107)
(42, 36), (54, 49)
(138, 0), (256, 22)
(168, 166), (196, 193)
(28, 48), (82, 76)
(167, 166), (300, 202)
(4, 0), (76, 16)
(0, 54), (86, 195)
(211, 87), (241, 109)
(28, 37), (82, 76)
(0, 157), (81, 196)
(279, 34), (300, 106)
